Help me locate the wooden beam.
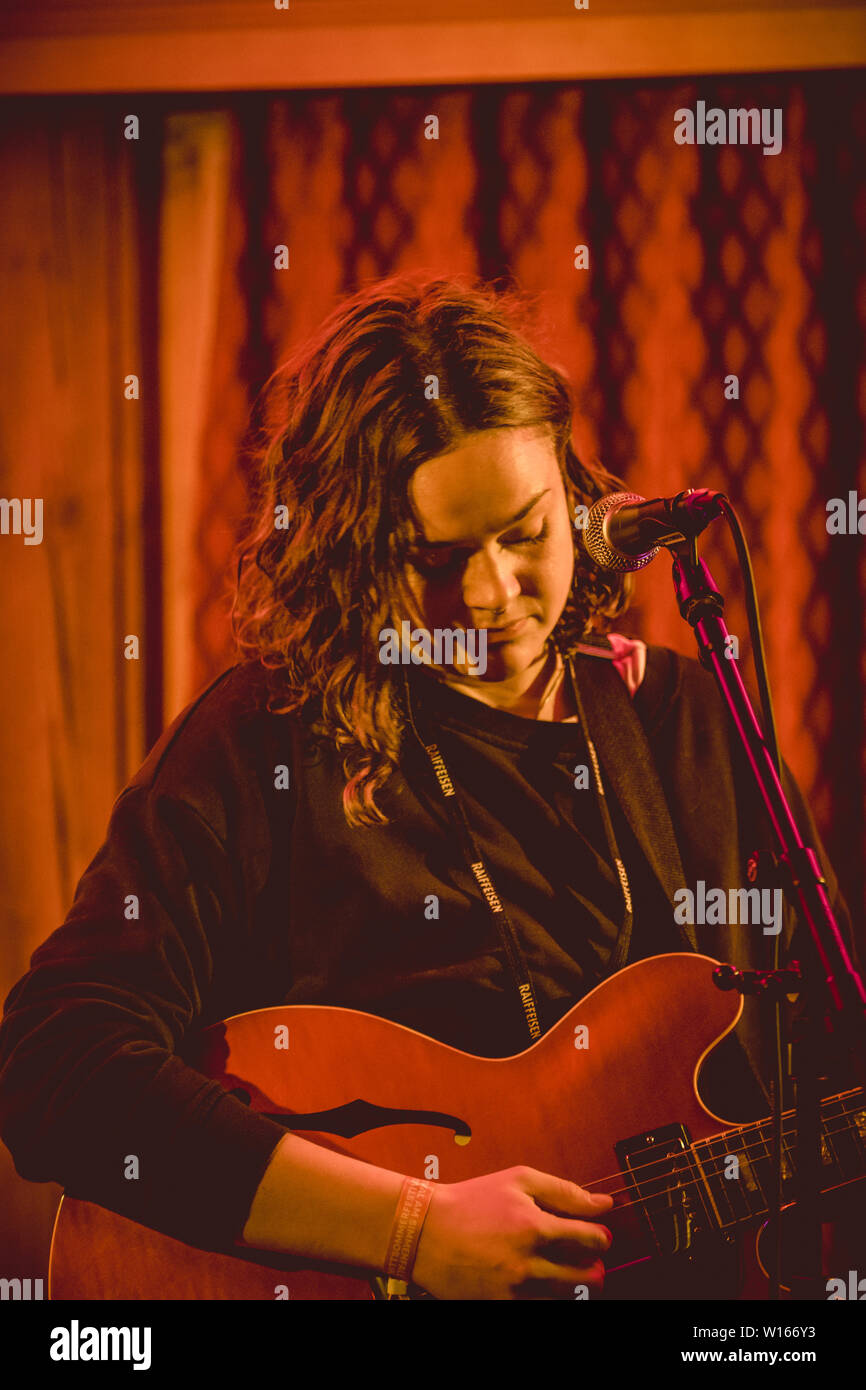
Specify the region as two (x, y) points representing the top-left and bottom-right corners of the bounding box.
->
(1, 10), (864, 93)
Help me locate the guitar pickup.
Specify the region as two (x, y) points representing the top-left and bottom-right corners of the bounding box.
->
(615, 1124), (709, 1255)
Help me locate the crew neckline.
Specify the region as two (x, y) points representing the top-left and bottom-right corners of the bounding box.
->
(407, 634), (652, 751)
(410, 660), (586, 749)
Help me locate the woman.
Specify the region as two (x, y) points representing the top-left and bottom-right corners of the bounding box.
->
(0, 274), (855, 1300)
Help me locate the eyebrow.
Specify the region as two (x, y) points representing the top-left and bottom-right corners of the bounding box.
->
(412, 488), (551, 550)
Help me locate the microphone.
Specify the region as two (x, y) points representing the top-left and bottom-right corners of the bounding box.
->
(581, 489), (724, 572)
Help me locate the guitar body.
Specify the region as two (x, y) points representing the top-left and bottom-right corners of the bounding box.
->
(48, 953), (862, 1299)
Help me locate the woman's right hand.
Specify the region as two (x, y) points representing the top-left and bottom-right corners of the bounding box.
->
(410, 1165), (614, 1300)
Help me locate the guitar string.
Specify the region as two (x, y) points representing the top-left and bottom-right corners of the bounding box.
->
(580, 1151), (861, 1218)
(566, 1178), (841, 1230)
(571, 1097), (864, 1190)
(576, 1110), (863, 1193)
(575, 1116), (864, 1213)
(580, 1154), (862, 1223)
(592, 1123), (861, 1200)
(561, 1110), (865, 1206)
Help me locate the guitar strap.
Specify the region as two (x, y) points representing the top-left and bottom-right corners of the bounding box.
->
(567, 644), (699, 955)
(574, 645), (771, 1110)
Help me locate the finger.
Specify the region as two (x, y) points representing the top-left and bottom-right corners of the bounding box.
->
(517, 1167), (614, 1217)
(536, 1216), (613, 1255)
(514, 1257), (606, 1300)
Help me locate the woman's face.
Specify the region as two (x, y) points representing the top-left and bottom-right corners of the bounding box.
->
(401, 426), (575, 682)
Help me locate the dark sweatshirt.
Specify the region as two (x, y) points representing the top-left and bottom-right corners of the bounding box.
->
(0, 641), (856, 1254)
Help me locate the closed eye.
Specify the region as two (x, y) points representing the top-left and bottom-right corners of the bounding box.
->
(511, 522), (548, 547)
(410, 521), (549, 574)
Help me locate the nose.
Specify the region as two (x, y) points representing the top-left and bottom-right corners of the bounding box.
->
(461, 546), (521, 616)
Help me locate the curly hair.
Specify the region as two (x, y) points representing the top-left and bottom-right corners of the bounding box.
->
(231, 272), (632, 827)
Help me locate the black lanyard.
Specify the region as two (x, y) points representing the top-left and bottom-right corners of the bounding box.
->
(400, 645), (635, 1045)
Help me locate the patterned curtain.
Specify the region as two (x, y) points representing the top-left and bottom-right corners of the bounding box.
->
(171, 74), (866, 925)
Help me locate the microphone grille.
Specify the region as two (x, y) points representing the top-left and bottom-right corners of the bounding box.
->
(582, 491), (658, 573)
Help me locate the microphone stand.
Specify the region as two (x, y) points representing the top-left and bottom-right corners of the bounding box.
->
(666, 530), (866, 1298)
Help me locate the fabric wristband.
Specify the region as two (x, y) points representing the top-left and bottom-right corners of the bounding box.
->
(382, 1176), (435, 1284)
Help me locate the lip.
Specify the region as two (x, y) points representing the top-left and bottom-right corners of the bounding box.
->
(481, 616), (532, 641)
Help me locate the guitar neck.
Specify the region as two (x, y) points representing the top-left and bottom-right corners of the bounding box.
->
(690, 1087), (866, 1231)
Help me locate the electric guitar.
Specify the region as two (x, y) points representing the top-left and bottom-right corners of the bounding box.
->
(49, 953), (865, 1299)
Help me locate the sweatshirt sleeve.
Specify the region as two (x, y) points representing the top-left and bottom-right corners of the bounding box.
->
(0, 775), (288, 1252)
